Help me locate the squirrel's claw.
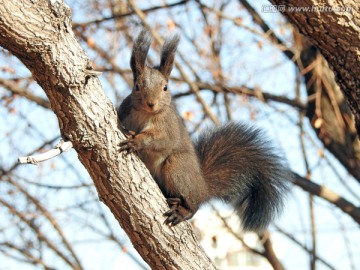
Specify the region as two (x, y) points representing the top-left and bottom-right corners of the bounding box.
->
(163, 198), (188, 226)
(119, 139), (136, 154)
(119, 130), (138, 154)
(125, 130), (136, 138)
(163, 208), (184, 226)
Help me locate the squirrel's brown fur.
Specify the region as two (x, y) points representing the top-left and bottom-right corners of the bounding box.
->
(118, 29), (290, 231)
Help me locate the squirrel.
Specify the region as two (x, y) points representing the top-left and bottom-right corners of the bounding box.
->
(118, 29), (290, 232)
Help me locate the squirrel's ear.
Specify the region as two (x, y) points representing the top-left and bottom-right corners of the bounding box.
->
(130, 29), (152, 78)
(159, 33), (180, 78)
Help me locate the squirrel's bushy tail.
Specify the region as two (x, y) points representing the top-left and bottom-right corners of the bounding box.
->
(194, 123), (290, 232)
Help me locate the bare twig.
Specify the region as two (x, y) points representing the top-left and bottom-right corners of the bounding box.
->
(299, 112), (317, 270)
(0, 198), (82, 270)
(18, 140), (73, 164)
(293, 173), (360, 224)
(5, 177), (83, 269)
(259, 232), (285, 270)
(72, 0), (189, 28)
(275, 226), (336, 270)
(0, 78), (51, 109)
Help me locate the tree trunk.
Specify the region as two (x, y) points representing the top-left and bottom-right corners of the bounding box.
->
(294, 33), (360, 182)
(0, 1), (215, 269)
(269, 0), (360, 135)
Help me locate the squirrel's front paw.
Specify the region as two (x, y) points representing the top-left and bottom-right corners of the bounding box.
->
(119, 133), (138, 154)
(163, 198), (192, 226)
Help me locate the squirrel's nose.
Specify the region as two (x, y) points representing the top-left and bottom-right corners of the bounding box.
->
(147, 101), (156, 108)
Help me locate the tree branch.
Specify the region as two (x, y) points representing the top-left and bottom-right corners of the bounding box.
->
(0, 78), (51, 109)
(0, 1), (215, 269)
(72, 0), (189, 28)
(293, 173), (360, 224)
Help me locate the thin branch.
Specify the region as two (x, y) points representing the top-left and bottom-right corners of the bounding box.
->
(210, 205), (285, 270)
(275, 226), (336, 270)
(74, 32), (133, 87)
(293, 173), (360, 225)
(5, 176), (84, 269)
(17, 177), (93, 190)
(333, 211), (356, 270)
(0, 198), (82, 270)
(0, 78), (51, 109)
(0, 136), (60, 176)
(72, 0), (189, 28)
(209, 205), (264, 256)
(172, 80), (307, 110)
(259, 232), (285, 270)
(18, 140), (73, 164)
(0, 242), (55, 270)
(299, 112), (317, 270)
(238, 0), (296, 61)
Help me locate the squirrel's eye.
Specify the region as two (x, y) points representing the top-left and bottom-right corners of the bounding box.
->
(163, 85), (168, 91)
(134, 84), (140, 91)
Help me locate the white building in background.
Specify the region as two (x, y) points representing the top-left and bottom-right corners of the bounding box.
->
(192, 208), (283, 270)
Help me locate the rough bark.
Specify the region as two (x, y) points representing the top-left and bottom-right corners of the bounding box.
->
(269, 0), (360, 135)
(0, 1), (215, 269)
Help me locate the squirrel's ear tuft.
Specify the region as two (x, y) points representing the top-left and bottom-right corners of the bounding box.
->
(159, 33), (180, 78)
(130, 29), (152, 78)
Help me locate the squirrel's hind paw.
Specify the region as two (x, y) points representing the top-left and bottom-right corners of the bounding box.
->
(163, 198), (192, 226)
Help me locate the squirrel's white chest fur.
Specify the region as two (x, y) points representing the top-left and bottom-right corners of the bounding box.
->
(123, 107), (167, 178)
(124, 107), (153, 133)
